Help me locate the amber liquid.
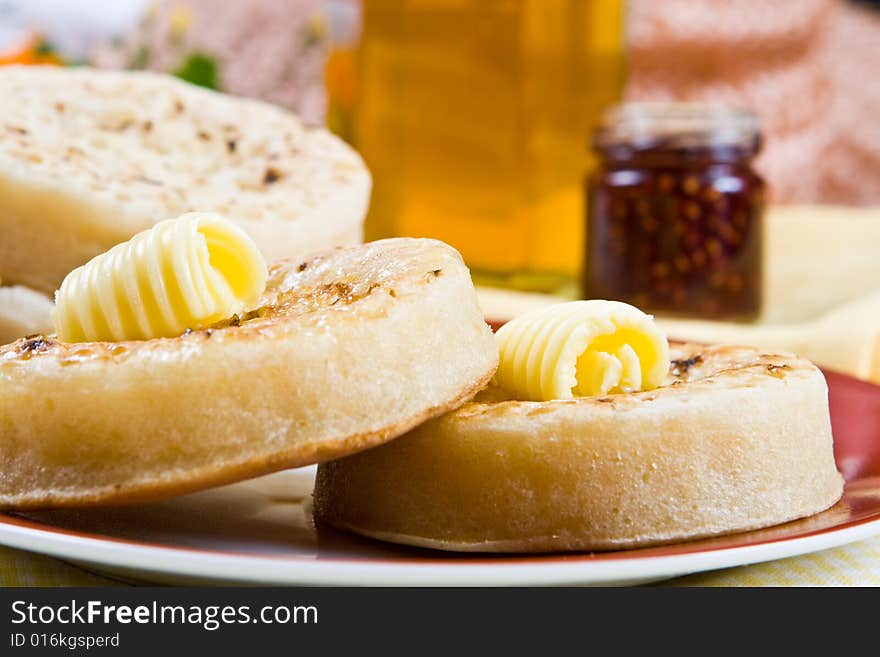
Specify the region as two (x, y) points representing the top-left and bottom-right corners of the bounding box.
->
(327, 0), (626, 293)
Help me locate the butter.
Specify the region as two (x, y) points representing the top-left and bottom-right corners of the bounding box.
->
(494, 300), (670, 401)
(53, 212), (267, 342)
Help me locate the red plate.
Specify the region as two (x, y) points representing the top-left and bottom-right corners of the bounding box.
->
(0, 370), (877, 585)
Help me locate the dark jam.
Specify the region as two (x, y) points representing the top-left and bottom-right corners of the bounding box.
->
(583, 108), (765, 320)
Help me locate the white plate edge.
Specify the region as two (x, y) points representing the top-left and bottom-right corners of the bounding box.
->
(1, 514), (879, 586)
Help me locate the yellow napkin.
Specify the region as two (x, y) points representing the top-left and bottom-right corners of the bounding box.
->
(478, 204), (880, 384)
(658, 204), (880, 381)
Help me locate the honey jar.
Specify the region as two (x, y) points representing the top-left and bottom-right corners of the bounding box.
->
(583, 103), (765, 320)
(327, 0), (627, 295)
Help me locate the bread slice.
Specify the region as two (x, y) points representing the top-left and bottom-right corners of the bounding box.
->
(314, 342), (844, 552)
(0, 285), (53, 345)
(0, 66), (370, 294)
(0, 238), (498, 509)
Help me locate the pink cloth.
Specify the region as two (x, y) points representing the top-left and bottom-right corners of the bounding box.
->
(627, 0), (880, 205)
(92, 0), (327, 125)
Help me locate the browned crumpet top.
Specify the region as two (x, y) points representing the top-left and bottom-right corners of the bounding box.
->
(0, 238), (499, 510)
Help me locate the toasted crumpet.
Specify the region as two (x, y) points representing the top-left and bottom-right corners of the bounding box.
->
(315, 343), (843, 552)
(0, 238), (497, 509)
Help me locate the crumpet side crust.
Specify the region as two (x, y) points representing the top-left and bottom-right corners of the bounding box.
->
(314, 343), (844, 552)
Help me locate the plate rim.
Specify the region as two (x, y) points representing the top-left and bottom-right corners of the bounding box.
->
(1, 490), (879, 586)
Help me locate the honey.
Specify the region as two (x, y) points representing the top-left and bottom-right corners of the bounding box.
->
(584, 103), (765, 320)
(327, 0), (626, 294)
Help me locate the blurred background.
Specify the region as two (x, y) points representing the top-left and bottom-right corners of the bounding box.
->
(2, 0), (879, 378)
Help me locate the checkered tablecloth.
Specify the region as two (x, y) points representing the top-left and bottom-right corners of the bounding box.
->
(0, 546), (120, 586)
(667, 536), (880, 586)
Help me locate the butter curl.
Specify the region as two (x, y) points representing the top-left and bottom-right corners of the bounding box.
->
(53, 212), (267, 343)
(494, 300), (670, 401)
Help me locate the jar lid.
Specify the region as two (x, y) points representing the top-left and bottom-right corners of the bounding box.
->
(593, 102), (761, 152)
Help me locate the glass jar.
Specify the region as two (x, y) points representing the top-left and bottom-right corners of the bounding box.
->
(326, 0), (626, 295)
(583, 103), (765, 320)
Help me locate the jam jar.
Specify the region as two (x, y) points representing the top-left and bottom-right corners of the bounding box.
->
(583, 103), (765, 320)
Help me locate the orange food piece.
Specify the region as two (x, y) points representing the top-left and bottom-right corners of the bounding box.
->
(0, 36), (63, 67)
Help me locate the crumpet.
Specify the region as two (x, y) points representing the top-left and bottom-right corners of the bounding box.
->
(314, 343), (844, 552)
(0, 238), (497, 509)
